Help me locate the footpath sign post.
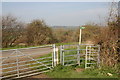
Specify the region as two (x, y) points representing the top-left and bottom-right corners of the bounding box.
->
(79, 26), (85, 45)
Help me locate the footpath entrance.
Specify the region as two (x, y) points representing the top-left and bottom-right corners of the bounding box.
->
(0, 44), (100, 79)
(60, 44), (100, 68)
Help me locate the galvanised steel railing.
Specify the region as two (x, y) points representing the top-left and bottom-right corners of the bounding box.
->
(60, 44), (100, 68)
(0, 44), (57, 80)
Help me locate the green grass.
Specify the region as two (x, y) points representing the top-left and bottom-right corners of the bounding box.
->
(45, 65), (119, 78)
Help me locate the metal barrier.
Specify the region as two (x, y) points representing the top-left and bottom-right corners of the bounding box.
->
(0, 44), (100, 79)
(0, 44), (57, 79)
(60, 44), (100, 68)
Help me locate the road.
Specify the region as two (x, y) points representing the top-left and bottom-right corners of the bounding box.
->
(1, 47), (53, 63)
(2, 47), (53, 57)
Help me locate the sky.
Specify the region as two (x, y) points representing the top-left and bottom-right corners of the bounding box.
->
(2, 2), (111, 26)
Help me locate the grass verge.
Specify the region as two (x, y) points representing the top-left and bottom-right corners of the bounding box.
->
(45, 65), (119, 78)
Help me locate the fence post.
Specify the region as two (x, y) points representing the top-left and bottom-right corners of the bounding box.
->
(97, 45), (100, 68)
(52, 45), (54, 67)
(77, 45), (80, 66)
(53, 44), (56, 67)
(16, 49), (20, 78)
(62, 45), (64, 66)
(85, 46), (88, 69)
(89, 46), (91, 62)
(56, 47), (59, 65)
(60, 45), (63, 65)
(0, 50), (2, 79)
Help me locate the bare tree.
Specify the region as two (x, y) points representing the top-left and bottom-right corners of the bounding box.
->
(26, 19), (54, 46)
(2, 15), (24, 48)
(94, 2), (119, 66)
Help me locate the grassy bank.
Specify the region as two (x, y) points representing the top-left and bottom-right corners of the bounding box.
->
(45, 65), (119, 78)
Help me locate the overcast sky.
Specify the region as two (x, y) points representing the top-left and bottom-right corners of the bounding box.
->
(2, 2), (111, 26)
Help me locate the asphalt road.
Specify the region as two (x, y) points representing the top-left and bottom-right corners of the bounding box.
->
(1, 47), (53, 63)
(2, 47), (53, 57)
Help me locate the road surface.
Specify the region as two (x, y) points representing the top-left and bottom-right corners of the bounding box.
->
(1, 46), (53, 63)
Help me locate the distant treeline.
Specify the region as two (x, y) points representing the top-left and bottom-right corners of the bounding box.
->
(2, 15), (101, 48)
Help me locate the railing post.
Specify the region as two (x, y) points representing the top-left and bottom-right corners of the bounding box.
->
(77, 45), (80, 66)
(52, 45), (54, 67)
(89, 46), (91, 62)
(53, 44), (56, 67)
(97, 45), (100, 68)
(0, 50), (2, 79)
(56, 47), (59, 65)
(62, 45), (64, 66)
(85, 46), (88, 69)
(60, 45), (63, 65)
(16, 49), (20, 78)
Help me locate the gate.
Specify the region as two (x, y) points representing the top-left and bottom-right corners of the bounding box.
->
(0, 44), (100, 79)
(60, 44), (100, 68)
(0, 44), (57, 79)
